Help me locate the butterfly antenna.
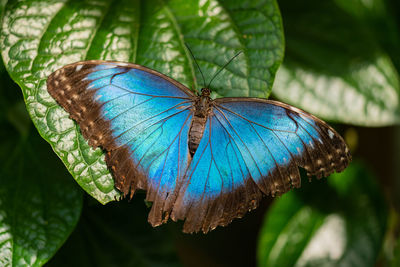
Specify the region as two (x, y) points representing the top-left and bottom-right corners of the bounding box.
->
(185, 43), (206, 88)
(207, 51), (242, 88)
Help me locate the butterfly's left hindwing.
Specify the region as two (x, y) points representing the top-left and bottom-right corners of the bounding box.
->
(47, 61), (194, 222)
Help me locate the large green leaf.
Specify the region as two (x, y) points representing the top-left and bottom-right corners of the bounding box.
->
(257, 162), (388, 267)
(0, 0), (284, 203)
(273, 0), (400, 126)
(0, 90), (83, 265)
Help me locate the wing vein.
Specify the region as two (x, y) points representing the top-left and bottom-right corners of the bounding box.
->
(215, 103), (297, 134)
(213, 114), (248, 185)
(213, 106), (263, 178)
(115, 108), (189, 152)
(112, 102), (191, 144)
(110, 81), (192, 100)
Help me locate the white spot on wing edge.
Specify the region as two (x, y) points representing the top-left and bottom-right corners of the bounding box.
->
(76, 64), (83, 71)
(309, 140), (314, 148)
(328, 129), (334, 139)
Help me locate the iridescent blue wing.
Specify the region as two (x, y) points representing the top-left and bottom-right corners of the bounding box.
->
(47, 61), (195, 224)
(170, 98), (351, 233)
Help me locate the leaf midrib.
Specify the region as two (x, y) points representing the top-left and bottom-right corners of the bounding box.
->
(163, 2), (198, 91)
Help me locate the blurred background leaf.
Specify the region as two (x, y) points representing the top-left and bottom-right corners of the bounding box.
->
(272, 0), (400, 126)
(47, 197), (180, 267)
(258, 162), (388, 266)
(0, 0), (284, 204)
(0, 58), (83, 266)
(391, 235), (400, 267)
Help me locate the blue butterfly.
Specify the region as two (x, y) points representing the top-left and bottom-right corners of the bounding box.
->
(47, 61), (351, 233)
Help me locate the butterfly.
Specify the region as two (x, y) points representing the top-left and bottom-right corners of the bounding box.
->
(47, 60), (351, 233)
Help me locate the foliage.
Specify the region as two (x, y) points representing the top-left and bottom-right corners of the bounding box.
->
(0, 0), (398, 266)
(273, 0), (400, 126)
(46, 199), (181, 267)
(0, 59), (82, 266)
(258, 162), (387, 267)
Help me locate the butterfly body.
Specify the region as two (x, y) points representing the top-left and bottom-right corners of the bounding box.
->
(189, 88), (212, 156)
(47, 60), (351, 233)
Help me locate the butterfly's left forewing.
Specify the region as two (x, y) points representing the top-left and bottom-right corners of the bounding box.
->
(47, 61), (195, 224)
(171, 98), (351, 233)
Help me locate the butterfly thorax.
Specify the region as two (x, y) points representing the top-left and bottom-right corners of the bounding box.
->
(189, 88), (212, 156)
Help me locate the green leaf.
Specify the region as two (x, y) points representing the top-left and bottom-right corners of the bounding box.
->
(391, 234), (400, 267)
(272, 0), (400, 126)
(257, 162), (388, 267)
(0, 0), (6, 16)
(0, 103), (83, 265)
(47, 198), (180, 267)
(0, 0), (284, 203)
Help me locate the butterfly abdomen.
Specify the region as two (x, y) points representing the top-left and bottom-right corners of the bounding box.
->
(189, 115), (207, 156)
(189, 93), (211, 156)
